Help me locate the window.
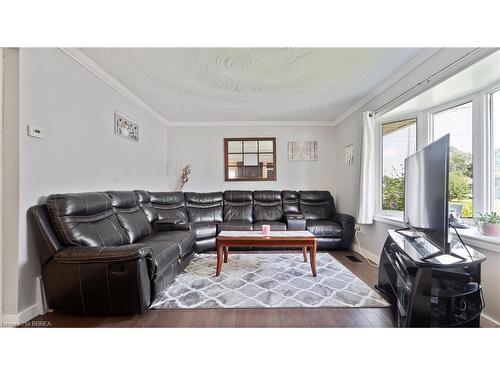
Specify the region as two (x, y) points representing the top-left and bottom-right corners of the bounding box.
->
(381, 118), (416, 211)
(432, 102), (473, 218)
(224, 137), (276, 181)
(491, 89), (500, 212)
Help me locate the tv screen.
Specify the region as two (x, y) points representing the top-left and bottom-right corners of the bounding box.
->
(404, 134), (450, 250)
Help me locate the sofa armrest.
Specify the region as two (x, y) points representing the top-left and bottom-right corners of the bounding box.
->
(54, 244), (153, 264)
(284, 213), (306, 231)
(330, 213), (355, 247)
(153, 219), (191, 232)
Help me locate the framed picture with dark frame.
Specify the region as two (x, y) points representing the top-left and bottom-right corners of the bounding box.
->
(224, 137), (277, 181)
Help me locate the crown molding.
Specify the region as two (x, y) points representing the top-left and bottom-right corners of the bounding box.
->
(58, 48), (169, 126)
(166, 121), (336, 127)
(331, 48), (442, 126)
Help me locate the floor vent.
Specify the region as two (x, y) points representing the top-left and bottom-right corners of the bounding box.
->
(346, 255), (363, 263)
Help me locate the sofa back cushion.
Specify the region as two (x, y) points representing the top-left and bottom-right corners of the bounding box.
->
(299, 191), (336, 220)
(46, 192), (128, 247)
(134, 190), (158, 223)
(282, 190), (300, 214)
(107, 191), (152, 243)
(149, 192), (188, 223)
(253, 190), (283, 221)
(185, 192), (223, 223)
(223, 190), (253, 222)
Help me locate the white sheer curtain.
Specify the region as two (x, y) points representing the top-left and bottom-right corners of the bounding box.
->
(357, 111), (377, 224)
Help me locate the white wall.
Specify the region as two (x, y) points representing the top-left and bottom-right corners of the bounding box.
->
(166, 124), (336, 193)
(333, 48), (500, 325)
(2, 49), (20, 317)
(6, 48), (168, 319)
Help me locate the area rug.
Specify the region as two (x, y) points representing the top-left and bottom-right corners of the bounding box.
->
(151, 253), (388, 309)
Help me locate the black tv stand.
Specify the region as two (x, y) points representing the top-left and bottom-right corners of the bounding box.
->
(421, 250), (466, 262)
(377, 230), (486, 327)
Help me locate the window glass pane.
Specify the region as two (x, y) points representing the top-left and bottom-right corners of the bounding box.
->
(243, 140), (258, 153)
(228, 141), (242, 153)
(228, 153), (243, 167)
(244, 153), (258, 166)
(433, 102), (473, 218)
(259, 140), (274, 153)
(259, 153), (274, 165)
(492, 90), (500, 213)
(382, 119), (417, 211)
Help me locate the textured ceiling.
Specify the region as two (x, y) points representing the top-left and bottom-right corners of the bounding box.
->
(80, 48), (424, 122)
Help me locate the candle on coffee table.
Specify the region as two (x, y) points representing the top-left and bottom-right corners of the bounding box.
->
(262, 225), (271, 235)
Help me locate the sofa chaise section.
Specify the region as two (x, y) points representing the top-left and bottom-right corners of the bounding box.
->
(29, 191), (195, 315)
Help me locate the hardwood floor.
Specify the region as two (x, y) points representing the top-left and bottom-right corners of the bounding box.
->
(28, 249), (395, 328)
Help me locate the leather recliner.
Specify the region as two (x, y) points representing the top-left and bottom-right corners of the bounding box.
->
(184, 192), (223, 252)
(299, 190), (355, 250)
(29, 191), (195, 315)
(219, 190), (254, 231)
(252, 190), (286, 230)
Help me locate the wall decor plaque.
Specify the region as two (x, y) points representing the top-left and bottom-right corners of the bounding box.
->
(114, 111), (139, 142)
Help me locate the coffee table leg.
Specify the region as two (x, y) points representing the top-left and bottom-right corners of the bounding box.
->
(310, 243), (317, 277)
(216, 244), (223, 276)
(224, 246), (229, 263)
(302, 246), (308, 262)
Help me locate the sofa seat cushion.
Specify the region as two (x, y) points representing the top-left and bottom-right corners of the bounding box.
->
(306, 220), (343, 238)
(190, 222), (217, 240)
(218, 221), (253, 232)
(253, 220), (287, 231)
(139, 231), (195, 258)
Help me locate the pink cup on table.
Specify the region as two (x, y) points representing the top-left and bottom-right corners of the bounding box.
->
(261, 225), (271, 235)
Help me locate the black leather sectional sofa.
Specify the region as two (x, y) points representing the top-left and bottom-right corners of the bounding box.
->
(29, 190), (354, 315)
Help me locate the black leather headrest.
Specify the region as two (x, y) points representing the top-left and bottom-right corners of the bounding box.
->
(47, 192), (112, 217)
(253, 190), (282, 202)
(185, 192), (223, 204)
(134, 190), (151, 204)
(299, 191), (333, 202)
(106, 191), (138, 209)
(223, 190), (252, 202)
(282, 190), (298, 200)
(149, 191), (185, 205)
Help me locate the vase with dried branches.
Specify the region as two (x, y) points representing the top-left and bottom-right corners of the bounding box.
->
(177, 164), (191, 191)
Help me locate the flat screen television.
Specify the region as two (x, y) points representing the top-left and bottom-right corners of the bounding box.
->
(404, 134), (450, 252)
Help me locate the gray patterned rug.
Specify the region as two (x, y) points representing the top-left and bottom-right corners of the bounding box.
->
(151, 253), (388, 309)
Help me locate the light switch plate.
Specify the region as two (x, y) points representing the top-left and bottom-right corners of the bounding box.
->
(27, 125), (44, 139)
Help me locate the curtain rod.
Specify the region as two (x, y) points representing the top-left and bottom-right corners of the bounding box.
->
(372, 48), (482, 116)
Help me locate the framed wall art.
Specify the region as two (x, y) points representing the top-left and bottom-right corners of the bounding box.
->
(288, 140), (318, 161)
(114, 111), (139, 142)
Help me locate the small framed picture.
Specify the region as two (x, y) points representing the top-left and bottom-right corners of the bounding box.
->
(114, 111), (139, 142)
(288, 141), (318, 161)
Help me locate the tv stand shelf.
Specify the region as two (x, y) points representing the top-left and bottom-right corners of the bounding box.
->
(378, 230), (486, 328)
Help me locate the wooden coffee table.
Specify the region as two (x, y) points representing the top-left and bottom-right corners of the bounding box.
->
(215, 230), (317, 277)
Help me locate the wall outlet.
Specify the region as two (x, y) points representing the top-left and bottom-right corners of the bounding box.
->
(27, 125), (44, 139)
(354, 224), (362, 233)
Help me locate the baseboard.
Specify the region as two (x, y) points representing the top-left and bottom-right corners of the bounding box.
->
(351, 243), (380, 265)
(1, 303), (42, 327)
(1, 277), (47, 327)
(481, 312), (500, 327)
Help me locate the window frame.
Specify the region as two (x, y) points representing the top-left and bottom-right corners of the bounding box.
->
(429, 96), (478, 220)
(378, 116), (418, 217)
(223, 137), (277, 182)
(375, 79), (500, 220)
(486, 84), (500, 212)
